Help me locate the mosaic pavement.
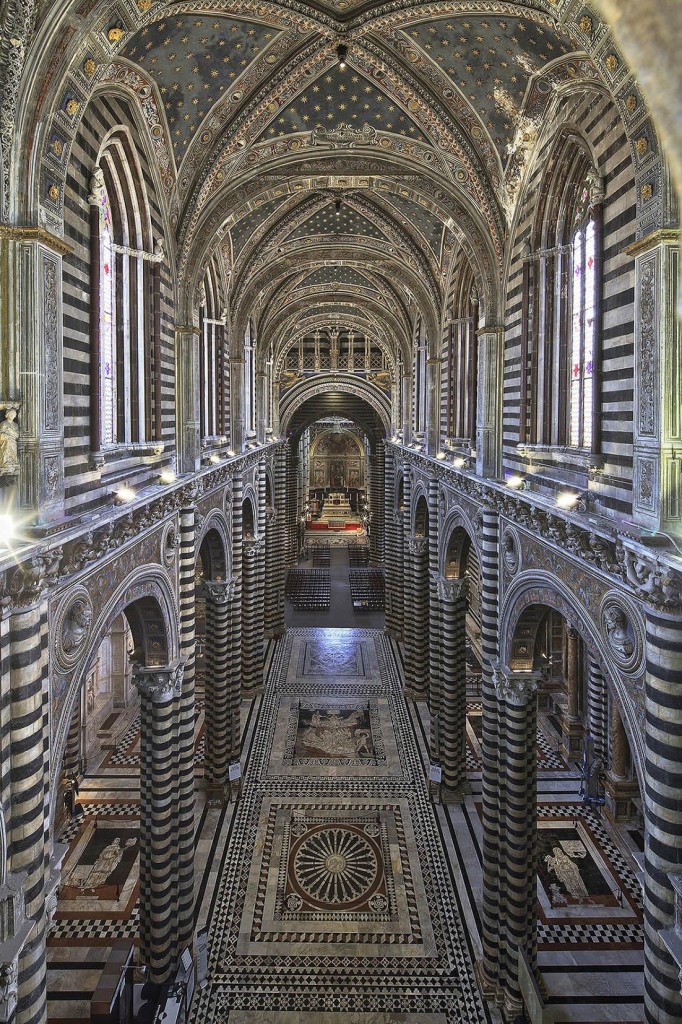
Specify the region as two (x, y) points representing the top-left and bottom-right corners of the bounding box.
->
(189, 628), (494, 1022)
(47, 630), (644, 1021)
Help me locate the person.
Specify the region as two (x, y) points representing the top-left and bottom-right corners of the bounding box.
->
(0, 408), (19, 475)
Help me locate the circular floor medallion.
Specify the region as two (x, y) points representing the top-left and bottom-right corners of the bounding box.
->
(290, 824), (383, 909)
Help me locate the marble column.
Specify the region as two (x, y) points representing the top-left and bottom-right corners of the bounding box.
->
(369, 439), (385, 566)
(437, 576), (469, 802)
(242, 537), (264, 695)
(642, 607), (682, 1024)
(562, 624), (583, 756)
(604, 695), (638, 823)
(133, 660), (184, 984)
(493, 667), (541, 1023)
(201, 581), (231, 802)
(405, 535), (429, 700)
(383, 450), (401, 637)
(231, 473), (245, 705)
(9, 594), (49, 1024)
(427, 477), (442, 792)
(586, 656), (608, 764)
(272, 446), (287, 631)
(477, 504), (505, 1003)
(175, 507), (196, 958)
(401, 374), (413, 446)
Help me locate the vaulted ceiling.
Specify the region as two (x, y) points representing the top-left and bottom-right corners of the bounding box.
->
(105, 2), (603, 379)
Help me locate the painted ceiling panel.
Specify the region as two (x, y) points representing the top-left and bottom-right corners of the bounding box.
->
(122, 15), (281, 164)
(377, 192), (443, 256)
(230, 195), (290, 258)
(401, 14), (575, 157)
(301, 266), (379, 290)
(289, 203), (388, 241)
(255, 64), (430, 144)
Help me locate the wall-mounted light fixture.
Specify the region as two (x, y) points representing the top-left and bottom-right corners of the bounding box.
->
(556, 489), (587, 512)
(506, 474), (526, 490)
(115, 486), (136, 503)
(337, 43), (348, 69)
(159, 468), (176, 484)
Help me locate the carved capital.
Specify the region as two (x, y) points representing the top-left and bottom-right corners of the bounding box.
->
(436, 575), (468, 604)
(243, 536), (264, 557)
(133, 659), (184, 703)
(408, 535), (428, 556)
(492, 662), (540, 706)
(198, 578), (239, 604)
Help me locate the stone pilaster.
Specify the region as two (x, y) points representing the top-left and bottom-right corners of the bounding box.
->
(475, 327), (504, 479)
(427, 477), (442, 792)
(133, 660), (184, 984)
(626, 231), (681, 537)
(176, 325), (200, 474)
(383, 450), (401, 637)
(369, 439), (385, 566)
(0, 227), (71, 519)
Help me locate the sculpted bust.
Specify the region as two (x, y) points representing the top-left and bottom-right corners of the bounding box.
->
(603, 605), (634, 658)
(62, 599), (92, 654)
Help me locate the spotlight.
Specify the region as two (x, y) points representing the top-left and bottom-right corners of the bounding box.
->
(208, 453), (221, 464)
(0, 514), (17, 548)
(337, 43), (348, 69)
(116, 486), (135, 503)
(335, 198), (342, 216)
(452, 456), (466, 468)
(436, 451), (447, 460)
(506, 474), (525, 490)
(159, 468), (176, 484)
(556, 490), (587, 512)
(227, 449), (236, 457)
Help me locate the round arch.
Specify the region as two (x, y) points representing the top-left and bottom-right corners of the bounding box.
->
(49, 566), (179, 828)
(439, 507), (482, 576)
(500, 571), (645, 784)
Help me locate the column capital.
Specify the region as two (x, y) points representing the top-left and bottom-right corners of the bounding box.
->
(408, 534), (428, 556)
(435, 575), (468, 603)
(198, 578), (239, 604)
(133, 659), (184, 702)
(491, 661), (540, 706)
(243, 536), (265, 558)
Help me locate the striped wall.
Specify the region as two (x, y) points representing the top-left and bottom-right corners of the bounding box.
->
(61, 92), (175, 513)
(501, 86), (638, 516)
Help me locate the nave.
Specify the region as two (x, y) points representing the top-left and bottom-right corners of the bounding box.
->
(47, 626), (645, 1023)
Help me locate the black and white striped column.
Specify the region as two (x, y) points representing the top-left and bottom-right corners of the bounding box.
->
(10, 596), (49, 1024)
(401, 464), (414, 688)
(493, 666), (540, 1022)
(383, 450), (400, 637)
(427, 477), (442, 789)
(231, 472), (245, 702)
(241, 537), (264, 696)
(272, 447), (287, 633)
(405, 534), (429, 699)
(643, 608), (682, 1024)
(369, 439), (385, 566)
(437, 576), (468, 801)
(264, 504), (278, 634)
(587, 656), (608, 764)
(285, 444), (299, 566)
(133, 659), (184, 985)
(477, 504), (505, 1001)
(201, 581), (231, 801)
(175, 507), (196, 958)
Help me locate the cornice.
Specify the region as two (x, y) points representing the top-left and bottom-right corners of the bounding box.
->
(0, 225), (73, 255)
(387, 441), (682, 612)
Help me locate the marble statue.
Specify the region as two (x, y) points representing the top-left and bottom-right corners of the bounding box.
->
(62, 599), (92, 654)
(0, 409), (19, 475)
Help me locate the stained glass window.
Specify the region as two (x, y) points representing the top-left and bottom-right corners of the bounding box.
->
(98, 184), (116, 447)
(568, 213), (596, 448)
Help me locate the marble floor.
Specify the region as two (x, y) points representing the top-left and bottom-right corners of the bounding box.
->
(47, 627), (644, 1023)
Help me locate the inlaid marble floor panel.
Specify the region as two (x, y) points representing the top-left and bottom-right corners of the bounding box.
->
(190, 628), (496, 1023)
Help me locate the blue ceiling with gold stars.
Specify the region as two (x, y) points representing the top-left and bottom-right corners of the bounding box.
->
(401, 14), (575, 156)
(289, 202), (388, 242)
(122, 15), (281, 164)
(230, 196), (289, 258)
(256, 64), (430, 144)
(302, 266), (379, 291)
(378, 192), (443, 256)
